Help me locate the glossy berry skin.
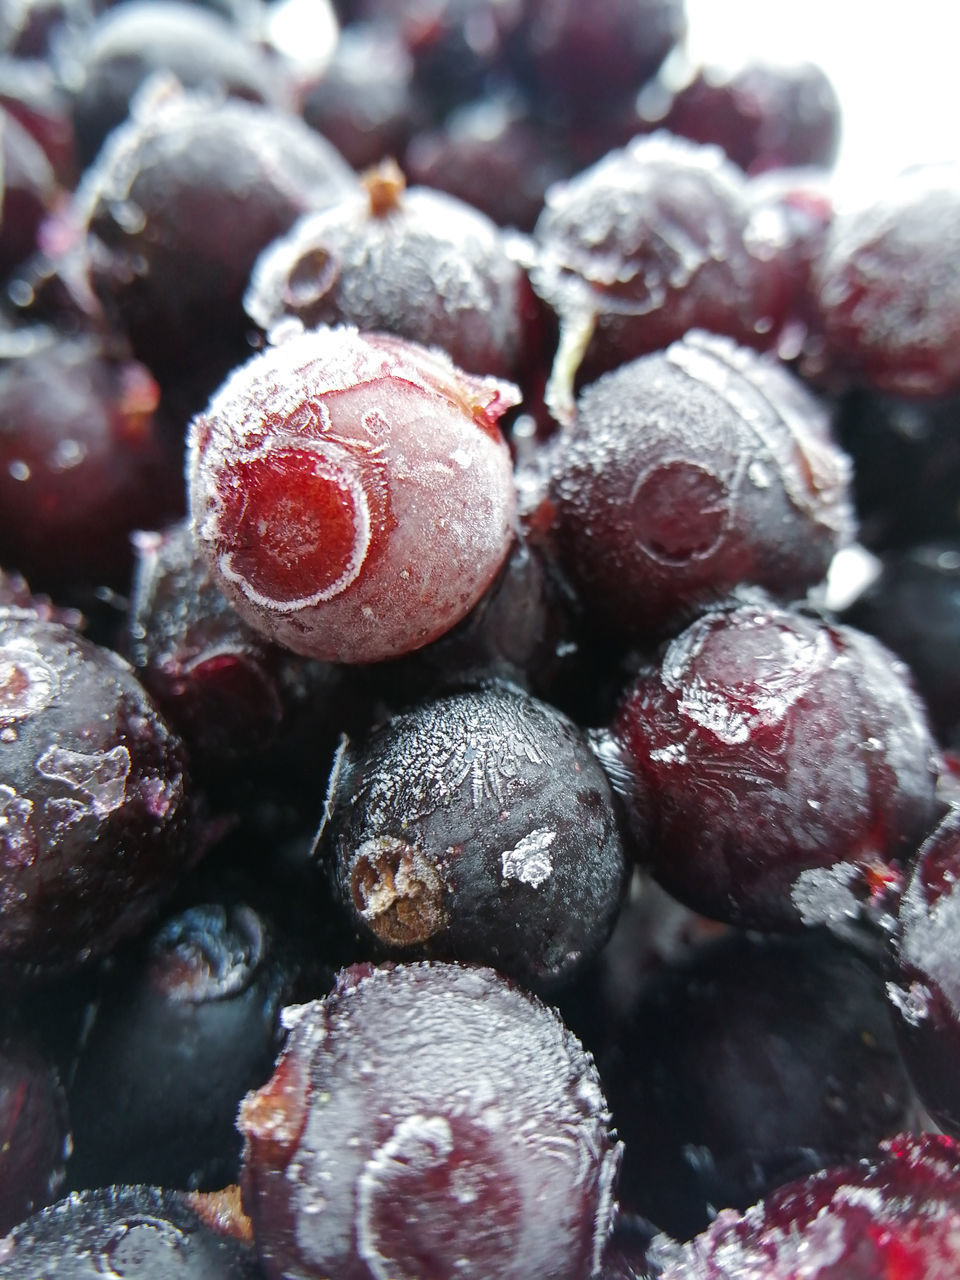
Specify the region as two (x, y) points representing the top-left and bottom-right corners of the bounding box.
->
(0, 330), (179, 590)
(0, 1186), (263, 1279)
(657, 61), (841, 176)
(67, 901), (290, 1191)
(611, 601), (939, 931)
(889, 806), (960, 1136)
(68, 0), (282, 169)
(188, 327), (519, 663)
(0, 1030), (70, 1233)
(239, 962), (621, 1280)
(602, 933), (913, 1240)
(814, 165), (960, 397)
(245, 163), (532, 381)
(0, 609), (192, 978)
(80, 86), (358, 387)
(845, 543), (960, 746)
(546, 332), (854, 642)
(322, 684), (627, 984)
(659, 1135), (960, 1279)
(531, 134), (788, 409)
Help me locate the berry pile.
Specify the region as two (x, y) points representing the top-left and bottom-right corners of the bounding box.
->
(1, 2), (959, 1277)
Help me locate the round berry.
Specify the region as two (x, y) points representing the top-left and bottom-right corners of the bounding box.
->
(611, 601), (939, 930)
(238, 962), (621, 1280)
(187, 327), (519, 663)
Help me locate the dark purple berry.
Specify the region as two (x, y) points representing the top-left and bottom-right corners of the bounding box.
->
(322, 683), (627, 984)
(0, 1029), (70, 1233)
(531, 134), (793, 415)
(545, 331), (854, 642)
(512, 0), (685, 122)
(0, 608), (193, 978)
(814, 165), (960, 397)
(0, 329), (180, 591)
(299, 22), (422, 172)
(66, 901), (291, 1191)
(238, 962), (621, 1280)
(658, 1135), (960, 1279)
(404, 93), (571, 233)
(603, 932), (913, 1239)
(0, 1185), (262, 1278)
(611, 601), (939, 930)
(79, 84), (358, 388)
(845, 543), (960, 746)
(889, 806), (960, 1136)
(656, 61), (841, 176)
(67, 0), (283, 169)
(245, 160), (534, 381)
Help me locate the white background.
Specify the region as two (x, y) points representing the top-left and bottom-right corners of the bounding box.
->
(684, 0), (960, 206)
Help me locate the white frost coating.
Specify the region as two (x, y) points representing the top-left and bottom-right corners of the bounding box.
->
(501, 828), (557, 888)
(790, 863), (862, 927)
(899, 837), (960, 1020)
(0, 785), (34, 867)
(35, 744), (131, 819)
(215, 440), (373, 613)
(886, 979), (932, 1027)
(356, 1114), (455, 1280)
(360, 691), (552, 828)
(649, 742), (688, 765)
(665, 331), (855, 540)
(0, 640), (59, 721)
(664, 611), (832, 745)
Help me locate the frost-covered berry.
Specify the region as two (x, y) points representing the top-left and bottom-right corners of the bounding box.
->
(187, 327), (520, 663)
(546, 332), (854, 642)
(245, 160), (533, 381)
(238, 962), (621, 1280)
(322, 684), (627, 983)
(611, 601), (939, 930)
(0, 608), (192, 978)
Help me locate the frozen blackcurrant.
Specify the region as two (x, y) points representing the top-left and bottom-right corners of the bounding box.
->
(322, 683), (627, 983)
(187, 326), (519, 662)
(239, 962), (621, 1280)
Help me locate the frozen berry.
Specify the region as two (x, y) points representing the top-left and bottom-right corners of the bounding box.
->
(299, 22), (422, 172)
(245, 160), (533, 380)
(512, 0), (685, 122)
(0, 104), (57, 280)
(611, 601), (939, 930)
(0, 329), (180, 591)
(187, 326), (519, 663)
(66, 901), (291, 1191)
(79, 85), (358, 388)
(657, 61), (841, 176)
(546, 331), (854, 642)
(238, 962), (621, 1280)
(0, 608), (193, 978)
(0, 1185), (262, 1278)
(889, 806), (960, 1136)
(845, 543), (960, 746)
(658, 1134), (960, 1279)
(404, 93), (571, 233)
(322, 683), (627, 983)
(67, 0), (282, 168)
(531, 134), (790, 418)
(815, 164), (960, 397)
(604, 932), (913, 1238)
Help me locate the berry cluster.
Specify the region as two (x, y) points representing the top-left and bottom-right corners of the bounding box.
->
(0, 1), (958, 1278)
